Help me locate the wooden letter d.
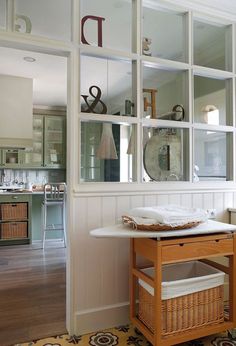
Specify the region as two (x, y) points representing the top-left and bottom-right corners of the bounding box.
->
(81, 15), (105, 47)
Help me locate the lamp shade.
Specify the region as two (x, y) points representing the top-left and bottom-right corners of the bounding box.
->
(96, 123), (118, 159)
(127, 128), (136, 155)
(201, 104), (218, 112)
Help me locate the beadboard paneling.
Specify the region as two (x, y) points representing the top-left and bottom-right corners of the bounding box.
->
(74, 190), (235, 334)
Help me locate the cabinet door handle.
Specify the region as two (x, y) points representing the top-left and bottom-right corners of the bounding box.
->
(12, 196), (18, 200)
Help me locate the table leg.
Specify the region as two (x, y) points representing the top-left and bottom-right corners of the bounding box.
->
(154, 241), (162, 346)
(229, 233), (236, 327)
(130, 239), (136, 321)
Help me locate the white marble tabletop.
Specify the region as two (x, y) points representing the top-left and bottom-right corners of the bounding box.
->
(90, 220), (236, 239)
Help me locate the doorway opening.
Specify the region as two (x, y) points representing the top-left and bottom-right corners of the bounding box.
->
(0, 45), (68, 345)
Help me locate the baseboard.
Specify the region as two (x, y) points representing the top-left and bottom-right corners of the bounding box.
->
(75, 302), (130, 335)
(32, 239), (64, 243)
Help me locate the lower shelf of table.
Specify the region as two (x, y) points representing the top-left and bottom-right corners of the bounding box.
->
(0, 238), (30, 246)
(132, 316), (235, 346)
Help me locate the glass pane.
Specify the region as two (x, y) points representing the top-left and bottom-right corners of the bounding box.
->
(80, 0), (132, 52)
(81, 56), (135, 116)
(44, 117), (65, 166)
(143, 65), (188, 120)
(194, 20), (231, 71)
(142, 6), (187, 62)
(194, 75), (230, 125)
(81, 121), (136, 182)
(143, 127), (189, 182)
(0, 0), (6, 30)
(194, 130), (231, 181)
(14, 0), (71, 41)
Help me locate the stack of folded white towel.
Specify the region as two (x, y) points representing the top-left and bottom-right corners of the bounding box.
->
(128, 205), (208, 227)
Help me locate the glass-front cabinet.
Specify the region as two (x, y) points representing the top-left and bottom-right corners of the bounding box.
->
(78, 0), (234, 186)
(21, 116), (44, 167)
(21, 114), (66, 169)
(0, 149), (22, 168)
(44, 116), (66, 168)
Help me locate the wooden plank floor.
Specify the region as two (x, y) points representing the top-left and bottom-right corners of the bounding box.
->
(0, 242), (66, 346)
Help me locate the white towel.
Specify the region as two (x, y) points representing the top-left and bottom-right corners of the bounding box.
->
(128, 205), (208, 226)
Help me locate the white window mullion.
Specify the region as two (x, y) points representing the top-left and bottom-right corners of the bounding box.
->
(133, 0), (141, 55)
(186, 11), (193, 65)
(6, 0), (14, 32)
(232, 23), (236, 74)
(71, 0), (80, 44)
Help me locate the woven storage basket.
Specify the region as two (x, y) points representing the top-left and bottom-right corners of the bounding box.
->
(1, 222), (28, 239)
(0, 203), (28, 221)
(138, 263), (224, 336)
(122, 215), (200, 231)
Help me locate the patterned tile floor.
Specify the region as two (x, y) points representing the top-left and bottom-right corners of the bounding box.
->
(15, 325), (236, 346)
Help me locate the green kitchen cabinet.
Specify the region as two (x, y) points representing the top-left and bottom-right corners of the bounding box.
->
(21, 114), (66, 169)
(0, 194), (32, 246)
(0, 149), (23, 168)
(44, 116), (66, 168)
(21, 115), (44, 167)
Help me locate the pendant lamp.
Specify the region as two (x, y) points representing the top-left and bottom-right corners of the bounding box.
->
(96, 123), (118, 159)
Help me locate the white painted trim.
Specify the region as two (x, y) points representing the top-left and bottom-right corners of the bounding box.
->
(193, 65), (234, 79)
(80, 44), (139, 61)
(75, 302), (130, 335)
(145, 0), (236, 22)
(79, 113), (139, 125)
(142, 119), (191, 129)
(142, 55), (190, 71)
(193, 123), (235, 133)
(73, 182), (236, 196)
(6, 0), (14, 32)
(0, 31), (73, 55)
(67, 47), (80, 335)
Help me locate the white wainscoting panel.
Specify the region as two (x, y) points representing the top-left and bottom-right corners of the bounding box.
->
(74, 190), (235, 334)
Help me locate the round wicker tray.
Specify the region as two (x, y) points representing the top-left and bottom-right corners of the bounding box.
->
(122, 215), (201, 231)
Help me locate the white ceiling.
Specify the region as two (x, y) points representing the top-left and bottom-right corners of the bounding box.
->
(0, 47), (67, 107)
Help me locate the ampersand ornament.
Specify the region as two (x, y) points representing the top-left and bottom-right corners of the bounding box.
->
(81, 85), (107, 114)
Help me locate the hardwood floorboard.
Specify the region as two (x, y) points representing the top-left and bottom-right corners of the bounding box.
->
(0, 242), (66, 346)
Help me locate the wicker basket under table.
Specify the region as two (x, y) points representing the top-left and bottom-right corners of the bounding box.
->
(138, 284), (224, 336)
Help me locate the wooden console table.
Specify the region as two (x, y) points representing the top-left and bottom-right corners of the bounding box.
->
(91, 220), (236, 346)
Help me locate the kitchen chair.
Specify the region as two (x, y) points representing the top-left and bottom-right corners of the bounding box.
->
(41, 182), (66, 249)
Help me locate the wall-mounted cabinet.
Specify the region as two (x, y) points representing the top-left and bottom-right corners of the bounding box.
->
(44, 116), (66, 168)
(0, 149), (23, 168)
(21, 114), (66, 169)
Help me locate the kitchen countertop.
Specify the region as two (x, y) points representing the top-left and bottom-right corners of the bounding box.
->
(0, 190), (44, 195)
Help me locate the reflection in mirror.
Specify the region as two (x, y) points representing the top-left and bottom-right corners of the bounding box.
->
(14, 0), (71, 41)
(194, 20), (231, 71)
(0, 0), (6, 30)
(143, 65), (188, 120)
(194, 75), (229, 125)
(81, 121), (136, 182)
(142, 6), (187, 62)
(194, 130), (231, 181)
(143, 127), (188, 182)
(80, 0), (132, 52)
(80, 55), (134, 116)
